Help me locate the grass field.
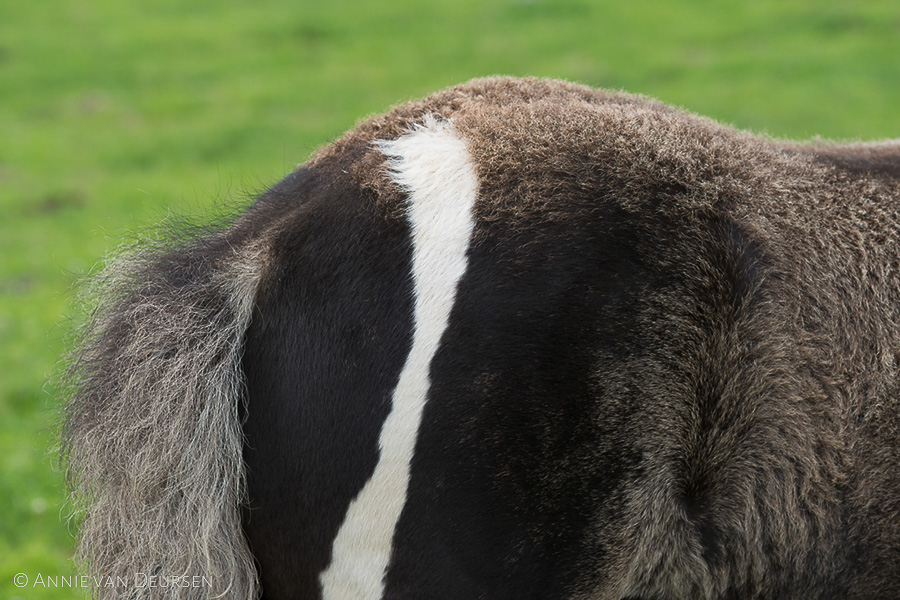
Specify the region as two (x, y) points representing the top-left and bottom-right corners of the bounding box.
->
(2, 0), (898, 597)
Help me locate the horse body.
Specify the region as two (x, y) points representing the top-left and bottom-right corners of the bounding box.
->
(63, 77), (900, 599)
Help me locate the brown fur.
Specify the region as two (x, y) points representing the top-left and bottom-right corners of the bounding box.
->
(62, 77), (900, 599)
(310, 76), (900, 596)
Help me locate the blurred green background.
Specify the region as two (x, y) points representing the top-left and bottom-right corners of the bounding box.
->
(1, 0), (898, 597)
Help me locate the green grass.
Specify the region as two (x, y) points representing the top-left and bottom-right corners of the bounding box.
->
(1, 0), (898, 597)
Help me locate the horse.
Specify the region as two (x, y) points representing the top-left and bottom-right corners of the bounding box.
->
(62, 77), (900, 599)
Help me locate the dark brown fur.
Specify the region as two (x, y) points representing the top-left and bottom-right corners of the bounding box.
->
(63, 77), (900, 599)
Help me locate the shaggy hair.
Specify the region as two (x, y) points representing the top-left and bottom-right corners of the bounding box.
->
(61, 77), (900, 599)
(62, 231), (269, 599)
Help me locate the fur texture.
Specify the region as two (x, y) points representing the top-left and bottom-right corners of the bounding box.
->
(62, 77), (900, 600)
(320, 116), (479, 599)
(62, 228), (271, 599)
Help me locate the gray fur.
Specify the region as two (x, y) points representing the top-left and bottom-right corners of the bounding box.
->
(62, 236), (267, 599)
(61, 77), (900, 599)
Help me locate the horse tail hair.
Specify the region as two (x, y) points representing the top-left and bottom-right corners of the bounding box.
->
(61, 230), (267, 600)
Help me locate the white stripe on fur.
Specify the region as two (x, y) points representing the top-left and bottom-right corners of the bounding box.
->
(320, 116), (479, 600)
